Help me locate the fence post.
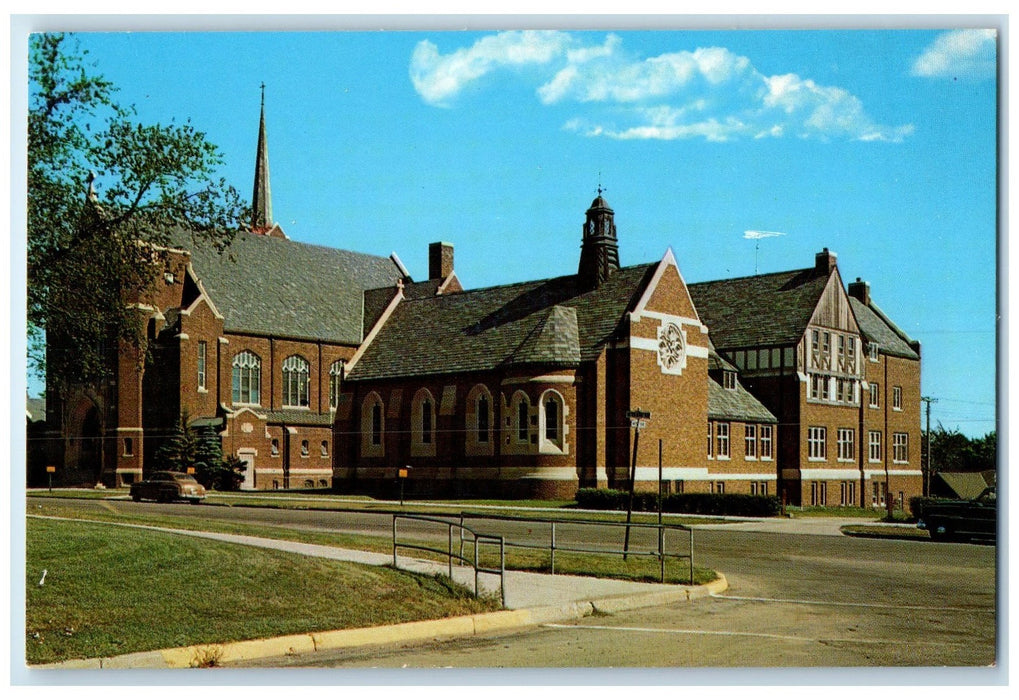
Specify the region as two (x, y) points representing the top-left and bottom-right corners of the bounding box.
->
(550, 521), (556, 575)
(688, 527), (694, 585)
(392, 514), (398, 568)
(448, 524), (454, 580)
(500, 536), (506, 609)
(474, 537), (480, 597)
(659, 525), (665, 583)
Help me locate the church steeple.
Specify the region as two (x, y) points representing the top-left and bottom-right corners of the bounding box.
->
(251, 83), (273, 234)
(577, 186), (620, 288)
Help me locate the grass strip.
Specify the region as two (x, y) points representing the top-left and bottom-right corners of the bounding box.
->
(30, 501), (716, 588)
(26, 518), (498, 665)
(26, 489), (730, 526)
(840, 524), (931, 541)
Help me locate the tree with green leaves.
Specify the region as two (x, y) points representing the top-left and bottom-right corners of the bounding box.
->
(28, 33), (247, 481)
(155, 413), (246, 491)
(923, 424), (997, 475)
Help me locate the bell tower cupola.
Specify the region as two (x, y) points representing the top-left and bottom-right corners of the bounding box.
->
(578, 186), (620, 287)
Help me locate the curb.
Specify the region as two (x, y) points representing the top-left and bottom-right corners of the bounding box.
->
(31, 575), (728, 670)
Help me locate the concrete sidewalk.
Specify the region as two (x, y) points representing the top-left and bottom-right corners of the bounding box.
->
(30, 520), (727, 670)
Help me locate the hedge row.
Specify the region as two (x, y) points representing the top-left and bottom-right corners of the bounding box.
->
(575, 488), (782, 517)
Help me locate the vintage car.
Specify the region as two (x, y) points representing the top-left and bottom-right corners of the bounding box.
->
(130, 471), (207, 504)
(917, 486), (996, 543)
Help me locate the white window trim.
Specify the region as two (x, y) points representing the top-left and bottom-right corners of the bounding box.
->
(715, 422), (730, 461)
(808, 426), (827, 462)
(759, 425), (774, 461)
(869, 431), (883, 464)
(411, 389), (437, 458)
(837, 428), (856, 463)
(538, 389), (568, 455)
(361, 392), (385, 458)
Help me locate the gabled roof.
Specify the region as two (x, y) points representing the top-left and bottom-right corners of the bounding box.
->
(347, 264), (657, 381)
(707, 377), (777, 423)
(688, 267), (830, 349)
(174, 230), (405, 345)
(849, 298), (920, 360)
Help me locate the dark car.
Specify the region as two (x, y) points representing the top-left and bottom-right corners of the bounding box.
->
(918, 486), (996, 543)
(130, 471), (207, 505)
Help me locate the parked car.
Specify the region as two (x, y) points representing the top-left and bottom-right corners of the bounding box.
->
(130, 471), (207, 505)
(917, 486), (996, 543)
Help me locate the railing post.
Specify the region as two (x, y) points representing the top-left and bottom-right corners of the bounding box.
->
(550, 521), (556, 575)
(474, 537), (480, 597)
(392, 514), (398, 568)
(500, 536), (506, 609)
(448, 524), (454, 580)
(688, 527), (694, 585)
(659, 524), (665, 583)
(459, 514), (466, 564)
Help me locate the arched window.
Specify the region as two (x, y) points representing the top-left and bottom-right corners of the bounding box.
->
(411, 389), (436, 457)
(361, 393), (385, 457)
(539, 390), (567, 454)
(320, 440), (329, 458)
(477, 395), (489, 443)
(232, 350), (261, 405)
(282, 355), (310, 408)
(300, 439), (309, 457)
(329, 360), (345, 409)
(515, 393), (530, 443)
(466, 384), (494, 456)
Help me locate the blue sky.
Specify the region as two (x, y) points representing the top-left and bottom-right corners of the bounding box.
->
(21, 25), (999, 436)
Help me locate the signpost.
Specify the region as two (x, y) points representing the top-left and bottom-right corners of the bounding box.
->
(623, 410), (651, 560)
(398, 466), (411, 506)
(46, 465), (56, 492)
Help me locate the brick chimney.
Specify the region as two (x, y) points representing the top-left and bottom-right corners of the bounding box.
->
(429, 242), (454, 281)
(815, 247), (837, 275)
(848, 277), (871, 306)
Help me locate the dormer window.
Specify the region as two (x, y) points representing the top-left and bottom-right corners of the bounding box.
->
(723, 371), (737, 390)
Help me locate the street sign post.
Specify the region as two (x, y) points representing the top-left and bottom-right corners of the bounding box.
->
(623, 410), (651, 560)
(46, 465), (56, 492)
(399, 466), (411, 506)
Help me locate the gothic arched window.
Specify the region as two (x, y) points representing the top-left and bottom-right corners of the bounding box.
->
(232, 350), (261, 405)
(282, 355), (310, 408)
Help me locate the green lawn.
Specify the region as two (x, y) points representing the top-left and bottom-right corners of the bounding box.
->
(25, 518), (498, 665)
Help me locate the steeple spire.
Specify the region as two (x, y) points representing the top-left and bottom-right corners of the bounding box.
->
(251, 83), (273, 234)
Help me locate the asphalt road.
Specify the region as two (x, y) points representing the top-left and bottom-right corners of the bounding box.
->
(31, 496), (999, 670)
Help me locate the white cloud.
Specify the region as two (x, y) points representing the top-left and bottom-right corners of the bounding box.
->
(912, 29), (997, 79)
(410, 30), (571, 106)
(413, 32), (912, 143)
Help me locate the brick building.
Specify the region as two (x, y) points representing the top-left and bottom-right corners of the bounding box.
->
(687, 251), (923, 507)
(40, 98), (922, 506)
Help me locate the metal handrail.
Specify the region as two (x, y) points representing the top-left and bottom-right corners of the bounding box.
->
(458, 511), (695, 584)
(392, 513), (506, 607)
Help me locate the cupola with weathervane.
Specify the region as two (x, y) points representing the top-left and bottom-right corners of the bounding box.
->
(577, 186), (620, 288)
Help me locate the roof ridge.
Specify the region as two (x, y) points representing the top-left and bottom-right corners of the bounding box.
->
(392, 261), (660, 303)
(689, 265), (816, 287)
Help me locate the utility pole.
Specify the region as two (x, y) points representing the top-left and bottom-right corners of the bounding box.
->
(921, 396), (938, 497)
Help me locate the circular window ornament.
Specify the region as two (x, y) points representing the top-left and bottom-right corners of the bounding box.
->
(657, 322), (687, 374)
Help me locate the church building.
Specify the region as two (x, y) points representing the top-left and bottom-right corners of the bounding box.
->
(40, 96), (923, 507)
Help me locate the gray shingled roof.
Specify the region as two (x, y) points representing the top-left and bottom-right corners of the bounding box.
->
(689, 267), (829, 349)
(849, 298), (920, 360)
(348, 264), (656, 381)
(175, 230), (405, 344)
(707, 378), (777, 423)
